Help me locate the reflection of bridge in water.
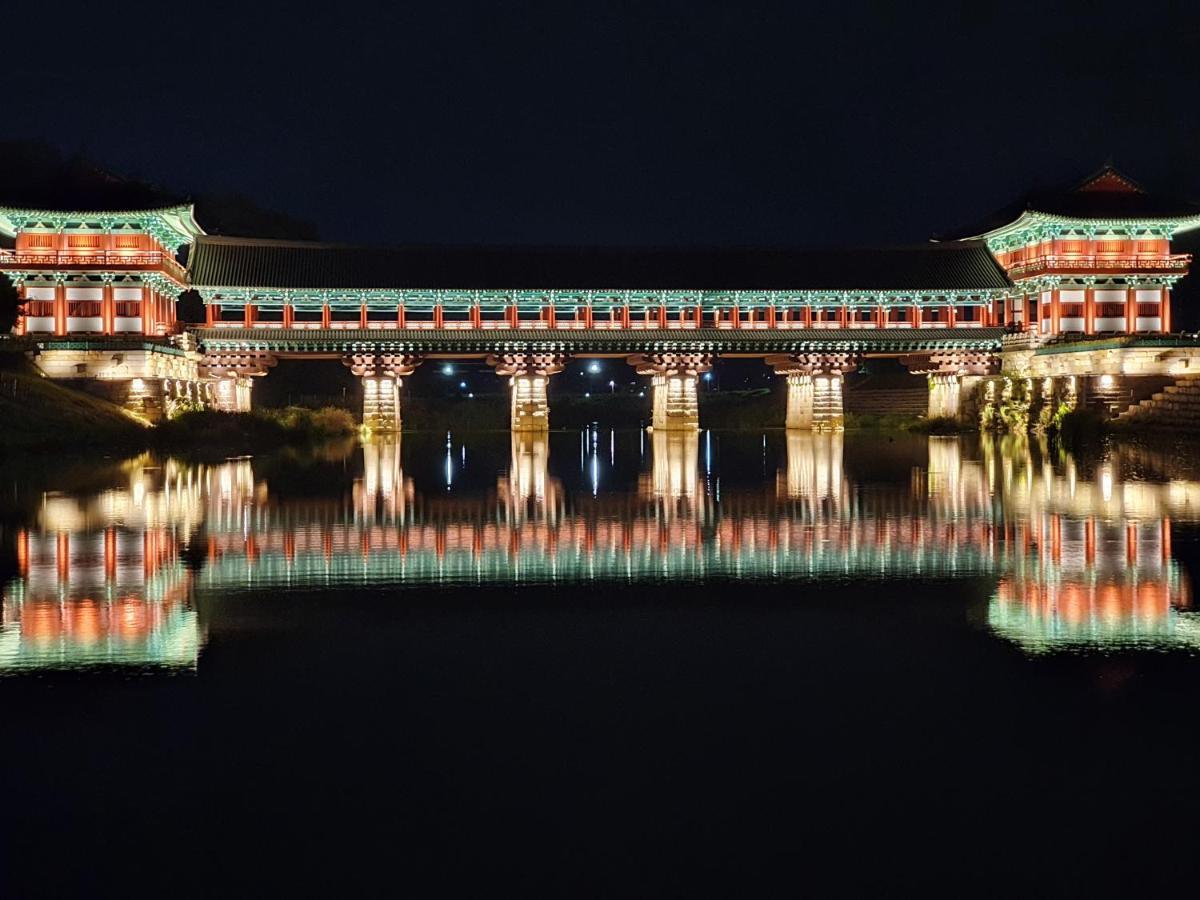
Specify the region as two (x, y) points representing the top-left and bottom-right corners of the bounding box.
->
(3, 434), (1198, 669)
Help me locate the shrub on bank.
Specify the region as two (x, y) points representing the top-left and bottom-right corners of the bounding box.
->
(153, 406), (355, 451)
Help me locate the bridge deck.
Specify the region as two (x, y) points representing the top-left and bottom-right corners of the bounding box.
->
(191, 326), (1005, 354)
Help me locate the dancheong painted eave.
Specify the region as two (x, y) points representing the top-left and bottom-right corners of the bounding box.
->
(0, 204), (205, 251)
(186, 235), (1012, 296)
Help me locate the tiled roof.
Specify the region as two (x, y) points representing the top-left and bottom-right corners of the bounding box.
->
(188, 236), (1011, 292)
(941, 165), (1200, 240)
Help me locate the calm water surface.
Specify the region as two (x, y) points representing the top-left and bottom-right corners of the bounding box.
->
(2, 430), (1200, 896)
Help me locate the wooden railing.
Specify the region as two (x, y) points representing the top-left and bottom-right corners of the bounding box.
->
(1006, 254), (1190, 278)
(0, 248), (187, 282)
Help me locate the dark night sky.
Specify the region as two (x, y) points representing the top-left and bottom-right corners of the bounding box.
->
(4, 0), (1200, 247)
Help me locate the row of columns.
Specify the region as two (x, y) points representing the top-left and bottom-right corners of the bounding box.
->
(206, 301), (1002, 330)
(1008, 287), (1172, 336)
(14, 283), (173, 337)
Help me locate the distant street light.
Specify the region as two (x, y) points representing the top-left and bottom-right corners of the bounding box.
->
(608, 380), (615, 392)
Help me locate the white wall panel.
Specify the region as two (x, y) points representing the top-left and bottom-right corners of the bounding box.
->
(113, 317), (143, 333)
(66, 317), (104, 332)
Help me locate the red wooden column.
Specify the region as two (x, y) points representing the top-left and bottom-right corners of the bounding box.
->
(53, 281), (67, 336)
(947, 304), (957, 328)
(803, 304), (813, 328)
(875, 303), (885, 329)
(322, 303), (332, 328)
(359, 303), (369, 328)
(656, 303), (666, 328)
(547, 303), (558, 328)
(1084, 286), (1094, 335)
(101, 281), (114, 335)
(1125, 287), (1136, 333)
(731, 303), (740, 329)
(206, 302), (221, 326)
(621, 304), (631, 329)
(1050, 290), (1060, 336)
(143, 288), (157, 335)
(694, 304), (703, 328)
(767, 305), (777, 329)
(839, 304), (848, 329)
(243, 302), (255, 328)
(1162, 288), (1172, 333)
(282, 303), (294, 328)
(913, 304), (922, 329)
(434, 303), (445, 328)
(397, 303), (406, 328)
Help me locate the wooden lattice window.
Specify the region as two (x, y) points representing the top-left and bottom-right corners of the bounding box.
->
(113, 234), (142, 250)
(68, 301), (102, 317)
(115, 300), (142, 317)
(65, 233), (101, 249)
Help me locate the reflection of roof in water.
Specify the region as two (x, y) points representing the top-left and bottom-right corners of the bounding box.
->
(9, 433), (1200, 667)
(0, 569), (201, 672)
(988, 568), (1199, 653)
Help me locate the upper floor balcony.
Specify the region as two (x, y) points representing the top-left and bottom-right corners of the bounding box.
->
(0, 248), (188, 284)
(1005, 254), (1191, 279)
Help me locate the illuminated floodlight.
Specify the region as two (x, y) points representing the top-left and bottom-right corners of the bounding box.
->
(442, 364), (454, 375)
(588, 362), (602, 374)
(459, 381), (467, 389)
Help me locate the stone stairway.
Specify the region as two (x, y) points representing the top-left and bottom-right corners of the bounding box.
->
(1114, 376), (1200, 429)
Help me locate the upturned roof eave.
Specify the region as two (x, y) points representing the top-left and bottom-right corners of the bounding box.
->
(0, 203), (205, 247)
(956, 208), (1200, 243)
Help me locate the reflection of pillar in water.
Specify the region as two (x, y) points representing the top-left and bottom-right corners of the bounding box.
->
(651, 430), (699, 501)
(926, 436), (962, 501)
(782, 430), (844, 502)
(360, 436), (404, 522)
(510, 432), (550, 509)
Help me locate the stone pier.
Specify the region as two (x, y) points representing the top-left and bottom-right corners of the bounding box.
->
(628, 353), (712, 431)
(901, 351), (994, 423)
(202, 349), (277, 415)
(766, 353), (857, 431)
(488, 353), (566, 432)
(345, 353), (422, 433)
(211, 376), (254, 413)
